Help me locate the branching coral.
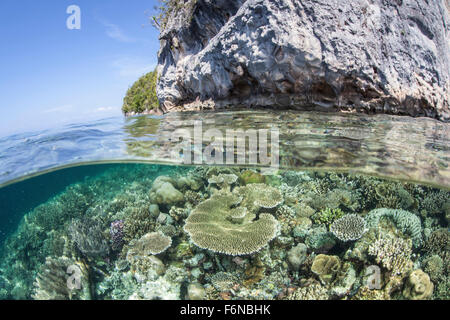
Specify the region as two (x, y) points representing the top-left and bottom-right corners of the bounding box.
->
(184, 191), (279, 255)
(368, 234), (413, 276)
(287, 283), (329, 300)
(330, 214), (367, 242)
(312, 208), (345, 226)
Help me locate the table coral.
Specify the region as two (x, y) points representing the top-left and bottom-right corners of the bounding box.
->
(184, 190), (279, 255)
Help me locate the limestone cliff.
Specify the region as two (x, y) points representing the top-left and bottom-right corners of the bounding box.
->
(156, 0), (450, 121)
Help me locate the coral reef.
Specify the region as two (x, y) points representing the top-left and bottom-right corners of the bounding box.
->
(0, 164), (448, 300)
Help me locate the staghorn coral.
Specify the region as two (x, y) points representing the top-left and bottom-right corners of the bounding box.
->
(424, 228), (450, 255)
(69, 217), (109, 259)
(32, 256), (90, 300)
(420, 190), (450, 216)
(330, 214), (367, 242)
(368, 234), (413, 276)
(402, 269), (434, 300)
(312, 208), (345, 226)
(366, 208), (423, 248)
(184, 190), (279, 255)
(311, 254), (341, 285)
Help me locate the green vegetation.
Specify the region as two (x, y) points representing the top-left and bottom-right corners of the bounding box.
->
(151, 0), (197, 31)
(122, 69), (159, 114)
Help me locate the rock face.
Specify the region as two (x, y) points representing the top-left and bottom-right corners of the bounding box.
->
(157, 0), (450, 121)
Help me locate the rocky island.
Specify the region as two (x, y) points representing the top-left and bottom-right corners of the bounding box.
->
(125, 0), (450, 121)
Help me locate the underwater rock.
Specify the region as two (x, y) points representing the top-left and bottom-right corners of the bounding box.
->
(402, 269), (434, 300)
(330, 214), (367, 242)
(184, 190), (279, 255)
(287, 243), (307, 271)
(149, 176), (184, 205)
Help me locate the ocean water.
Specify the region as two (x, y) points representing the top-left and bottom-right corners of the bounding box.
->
(0, 110), (448, 300)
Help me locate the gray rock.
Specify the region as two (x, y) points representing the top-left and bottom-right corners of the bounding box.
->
(157, 0), (449, 120)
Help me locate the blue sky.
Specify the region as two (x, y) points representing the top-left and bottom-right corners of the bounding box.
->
(0, 0), (160, 137)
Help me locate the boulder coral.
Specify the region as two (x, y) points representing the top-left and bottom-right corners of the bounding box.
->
(149, 176), (184, 205)
(402, 269), (434, 300)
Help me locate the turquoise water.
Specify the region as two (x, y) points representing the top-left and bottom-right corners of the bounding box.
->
(0, 111), (449, 300)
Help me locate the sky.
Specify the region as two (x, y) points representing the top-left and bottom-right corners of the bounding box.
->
(0, 0), (161, 137)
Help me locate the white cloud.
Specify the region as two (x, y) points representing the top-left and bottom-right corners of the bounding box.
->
(111, 57), (156, 78)
(103, 21), (135, 43)
(42, 105), (73, 114)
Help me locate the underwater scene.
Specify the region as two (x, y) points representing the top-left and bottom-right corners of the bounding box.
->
(0, 110), (449, 301)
